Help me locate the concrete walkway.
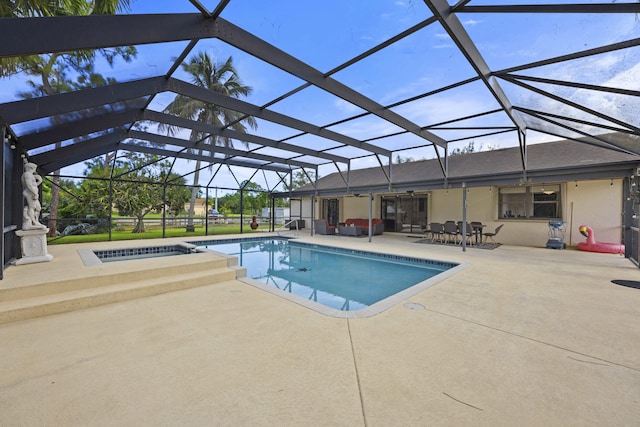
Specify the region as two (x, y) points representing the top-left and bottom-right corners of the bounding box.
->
(1, 233), (639, 426)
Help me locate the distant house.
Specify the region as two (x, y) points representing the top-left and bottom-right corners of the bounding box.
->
(282, 137), (640, 252)
(184, 198), (209, 216)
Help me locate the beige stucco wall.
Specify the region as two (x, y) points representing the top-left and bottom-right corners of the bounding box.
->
(341, 195), (378, 220)
(300, 178), (625, 247)
(427, 187), (551, 247)
(428, 180), (624, 247)
(566, 179), (624, 246)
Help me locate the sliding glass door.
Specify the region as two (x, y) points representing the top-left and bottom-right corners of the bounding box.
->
(322, 198), (339, 227)
(380, 194), (427, 233)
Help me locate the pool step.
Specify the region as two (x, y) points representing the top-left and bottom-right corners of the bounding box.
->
(0, 254), (244, 325)
(0, 252), (231, 303)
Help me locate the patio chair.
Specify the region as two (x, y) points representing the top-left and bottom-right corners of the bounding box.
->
(483, 224), (504, 244)
(314, 219), (336, 235)
(443, 221), (458, 244)
(457, 222), (474, 246)
(429, 222), (444, 243)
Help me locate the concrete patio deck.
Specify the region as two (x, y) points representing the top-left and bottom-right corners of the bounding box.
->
(1, 232), (639, 426)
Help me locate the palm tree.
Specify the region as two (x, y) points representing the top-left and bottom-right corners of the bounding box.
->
(0, 0), (130, 18)
(160, 52), (258, 229)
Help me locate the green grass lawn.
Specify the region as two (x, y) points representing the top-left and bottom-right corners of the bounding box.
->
(47, 223), (265, 245)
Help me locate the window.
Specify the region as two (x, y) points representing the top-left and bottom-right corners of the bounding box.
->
(499, 184), (561, 220)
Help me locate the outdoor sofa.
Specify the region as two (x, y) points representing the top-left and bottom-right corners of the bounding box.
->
(314, 219), (336, 235)
(344, 218), (384, 235)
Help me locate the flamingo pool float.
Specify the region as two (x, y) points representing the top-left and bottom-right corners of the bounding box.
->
(577, 225), (625, 254)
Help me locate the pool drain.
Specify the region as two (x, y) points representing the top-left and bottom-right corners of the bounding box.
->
(403, 302), (425, 310)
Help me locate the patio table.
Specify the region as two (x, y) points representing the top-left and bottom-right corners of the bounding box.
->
(472, 223), (486, 245)
(339, 225), (363, 236)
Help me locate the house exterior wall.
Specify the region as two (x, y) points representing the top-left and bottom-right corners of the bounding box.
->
(567, 179), (624, 246)
(302, 178), (625, 248)
(183, 198), (208, 216)
(292, 198), (313, 228)
(484, 180), (624, 247)
(342, 195), (377, 220)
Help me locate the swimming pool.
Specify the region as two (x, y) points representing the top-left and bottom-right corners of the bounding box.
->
(195, 237), (462, 317)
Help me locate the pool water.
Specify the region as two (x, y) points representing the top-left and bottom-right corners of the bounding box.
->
(197, 237), (457, 314)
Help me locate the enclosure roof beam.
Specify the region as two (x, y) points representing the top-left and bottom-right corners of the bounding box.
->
(500, 75), (640, 134)
(188, 0), (213, 17)
(212, 18), (447, 150)
(516, 109), (640, 156)
(0, 76), (166, 124)
(2, 75), (356, 163)
(515, 107), (640, 155)
(143, 110), (349, 163)
(33, 131), (125, 174)
(513, 106), (633, 136)
(165, 78), (391, 157)
(20, 108), (143, 150)
(0, 14), (393, 158)
(128, 130), (318, 170)
(495, 37), (640, 75)
(122, 143), (291, 173)
(0, 14), (216, 58)
(0, 13), (441, 151)
(425, 0), (527, 135)
(503, 73), (640, 97)
(457, 3), (640, 14)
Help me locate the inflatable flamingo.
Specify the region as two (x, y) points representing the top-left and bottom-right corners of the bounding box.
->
(577, 225), (625, 254)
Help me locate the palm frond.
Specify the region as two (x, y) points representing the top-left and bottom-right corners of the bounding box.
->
(160, 51), (257, 150)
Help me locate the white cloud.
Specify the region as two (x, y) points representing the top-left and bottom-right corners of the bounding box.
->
(463, 19), (482, 26)
(433, 43), (455, 49)
(605, 58), (640, 90)
(393, 90), (501, 131)
(333, 98), (364, 115)
(432, 32), (454, 49)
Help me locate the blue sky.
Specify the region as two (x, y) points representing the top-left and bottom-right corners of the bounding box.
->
(2, 1), (640, 190)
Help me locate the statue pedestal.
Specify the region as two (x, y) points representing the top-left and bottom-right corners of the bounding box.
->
(13, 228), (53, 265)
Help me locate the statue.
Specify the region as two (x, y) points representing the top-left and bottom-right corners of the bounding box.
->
(13, 160), (53, 265)
(21, 161), (46, 230)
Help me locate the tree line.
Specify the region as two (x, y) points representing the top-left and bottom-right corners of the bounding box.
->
(42, 157), (289, 234)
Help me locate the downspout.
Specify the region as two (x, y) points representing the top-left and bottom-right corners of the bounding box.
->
(368, 191), (373, 243)
(520, 130), (528, 183)
(311, 195), (315, 236)
(444, 146), (449, 190)
(388, 155), (392, 192)
(289, 172), (293, 225)
(462, 182), (467, 252)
